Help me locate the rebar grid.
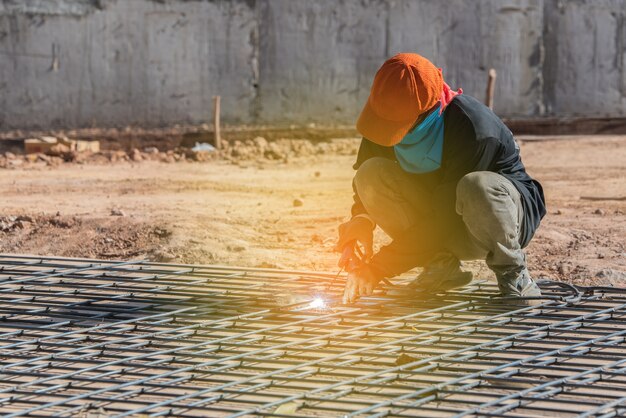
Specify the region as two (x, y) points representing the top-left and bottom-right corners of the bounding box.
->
(0, 254), (624, 417)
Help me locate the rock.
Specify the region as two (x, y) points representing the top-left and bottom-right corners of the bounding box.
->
(231, 145), (255, 160)
(185, 150), (198, 161)
(293, 198), (304, 207)
(46, 143), (70, 157)
(144, 147), (159, 154)
(595, 269), (626, 281)
(0, 216), (24, 232)
(152, 227), (171, 238)
(252, 136), (268, 149)
(593, 208), (605, 215)
(4, 152), (16, 159)
(49, 217), (75, 228)
(154, 250), (176, 262)
(314, 171), (321, 177)
(61, 150), (78, 162)
(108, 150), (127, 162)
(264, 143), (284, 160)
(557, 261), (573, 275)
(291, 140), (316, 157)
(110, 208), (125, 217)
(227, 245), (247, 252)
(8, 158), (23, 167)
(37, 154), (51, 163)
(186, 149), (212, 162)
(553, 209), (562, 215)
(130, 148), (143, 162)
(48, 156), (63, 166)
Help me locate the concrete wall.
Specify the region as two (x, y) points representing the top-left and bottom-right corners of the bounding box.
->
(0, 0), (624, 129)
(543, 0), (626, 116)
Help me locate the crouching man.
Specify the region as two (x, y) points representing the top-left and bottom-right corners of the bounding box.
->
(337, 53), (546, 305)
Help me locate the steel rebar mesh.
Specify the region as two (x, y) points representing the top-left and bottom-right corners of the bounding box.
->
(0, 254), (624, 417)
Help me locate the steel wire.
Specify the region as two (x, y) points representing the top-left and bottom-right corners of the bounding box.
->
(0, 254), (624, 417)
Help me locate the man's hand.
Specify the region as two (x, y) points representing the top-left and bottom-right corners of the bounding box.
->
(335, 216), (374, 265)
(342, 267), (380, 304)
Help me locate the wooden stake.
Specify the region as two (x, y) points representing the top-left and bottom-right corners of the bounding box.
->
(485, 68), (497, 110)
(213, 95), (221, 149)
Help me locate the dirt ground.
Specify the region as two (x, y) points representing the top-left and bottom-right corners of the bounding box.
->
(0, 135), (624, 286)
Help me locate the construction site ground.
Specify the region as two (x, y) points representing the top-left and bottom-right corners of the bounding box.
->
(0, 134), (624, 287)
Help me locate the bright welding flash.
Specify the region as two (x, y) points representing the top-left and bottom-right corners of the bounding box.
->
(308, 297), (327, 310)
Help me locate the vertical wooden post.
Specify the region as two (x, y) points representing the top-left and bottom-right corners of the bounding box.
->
(485, 68), (497, 110)
(213, 95), (221, 149)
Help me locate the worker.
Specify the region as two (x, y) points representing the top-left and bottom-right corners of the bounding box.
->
(337, 53), (546, 305)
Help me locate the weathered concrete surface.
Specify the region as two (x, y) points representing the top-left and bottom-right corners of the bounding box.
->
(544, 0), (626, 117)
(387, 0), (544, 116)
(255, 0), (388, 123)
(0, 0), (257, 128)
(0, 0), (624, 129)
(0, 0), (101, 16)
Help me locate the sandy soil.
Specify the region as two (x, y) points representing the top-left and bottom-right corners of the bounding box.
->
(0, 135), (624, 286)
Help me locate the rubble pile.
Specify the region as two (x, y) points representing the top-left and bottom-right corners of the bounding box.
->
(0, 136), (359, 169)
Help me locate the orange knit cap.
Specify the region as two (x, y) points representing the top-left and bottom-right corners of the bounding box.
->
(356, 53), (443, 147)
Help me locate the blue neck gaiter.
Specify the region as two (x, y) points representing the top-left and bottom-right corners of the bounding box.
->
(393, 105), (444, 174)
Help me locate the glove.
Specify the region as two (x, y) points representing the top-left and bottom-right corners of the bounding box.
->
(342, 266), (380, 304)
(335, 216), (374, 265)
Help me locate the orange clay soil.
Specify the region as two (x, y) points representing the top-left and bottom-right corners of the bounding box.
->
(0, 135), (624, 286)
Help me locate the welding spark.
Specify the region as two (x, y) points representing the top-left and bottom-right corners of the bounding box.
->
(308, 297), (327, 310)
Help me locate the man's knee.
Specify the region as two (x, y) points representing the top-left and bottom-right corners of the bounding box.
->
(354, 157), (397, 203)
(456, 171), (494, 199)
(456, 172), (501, 215)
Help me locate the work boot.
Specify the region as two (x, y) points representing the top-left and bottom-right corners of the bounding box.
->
(496, 267), (542, 306)
(407, 252), (473, 294)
